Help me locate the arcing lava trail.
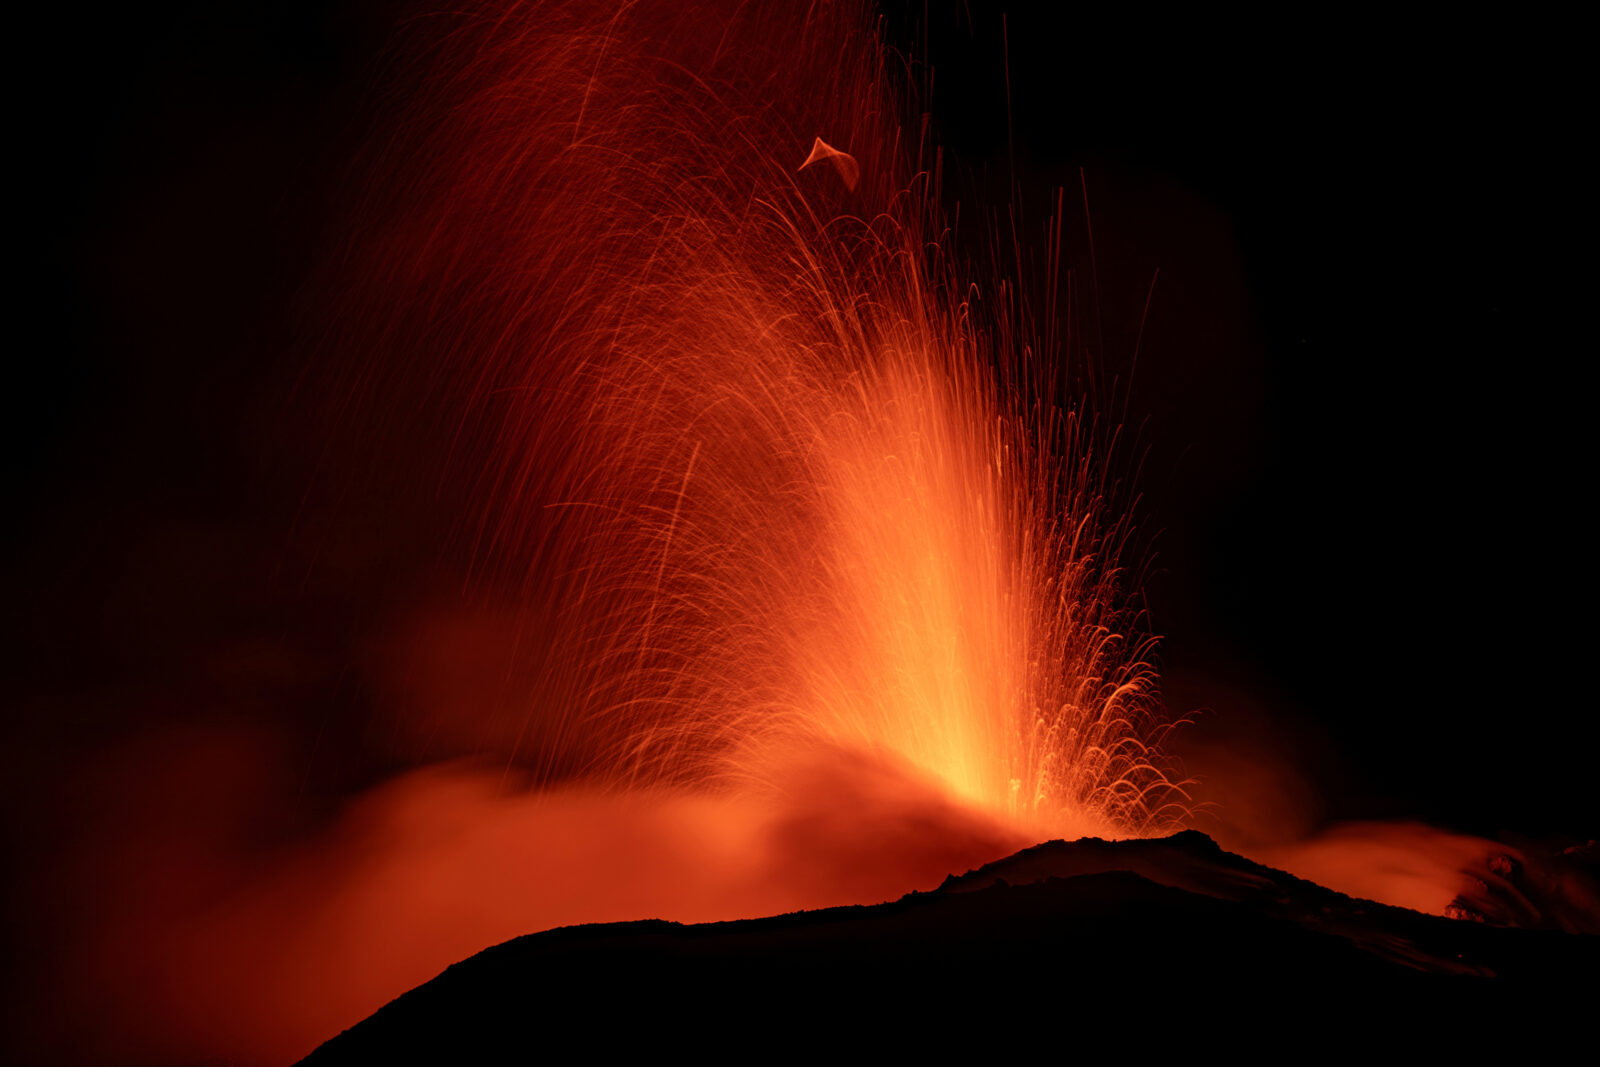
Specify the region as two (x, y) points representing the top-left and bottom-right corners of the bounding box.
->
(313, 0), (1186, 837)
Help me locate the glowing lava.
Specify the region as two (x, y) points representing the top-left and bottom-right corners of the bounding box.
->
(31, 3), (1197, 1062)
(316, 0), (1186, 839)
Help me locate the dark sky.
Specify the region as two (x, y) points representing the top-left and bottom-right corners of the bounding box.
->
(13, 1), (1593, 845)
(898, 4), (1593, 836)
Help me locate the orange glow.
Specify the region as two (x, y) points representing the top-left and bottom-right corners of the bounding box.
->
(58, 739), (1029, 1065)
(21, 6), (1595, 1065)
(38, 1), (1193, 1061)
(301, 0), (1186, 837)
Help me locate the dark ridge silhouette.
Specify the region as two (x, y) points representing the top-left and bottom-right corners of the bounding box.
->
(300, 831), (1596, 1060)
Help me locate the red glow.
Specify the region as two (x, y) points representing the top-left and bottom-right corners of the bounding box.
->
(27, 2), (1184, 1061)
(301, 0), (1184, 835)
(60, 742), (1026, 1064)
(30, 2), (1580, 1064)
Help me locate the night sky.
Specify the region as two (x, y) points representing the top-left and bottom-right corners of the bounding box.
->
(882, 4), (1591, 837)
(12, 0), (1593, 907)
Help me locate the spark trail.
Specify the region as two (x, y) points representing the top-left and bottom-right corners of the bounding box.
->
(33, 4), (1192, 1062)
(319, 0), (1186, 838)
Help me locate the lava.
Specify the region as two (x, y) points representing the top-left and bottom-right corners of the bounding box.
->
(308, 0), (1186, 835)
(13, 2), (1589, 1064)
(23, 2), (1187, 1060)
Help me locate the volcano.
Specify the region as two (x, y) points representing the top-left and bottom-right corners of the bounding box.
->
(301, 830), (1596, 1060)
(11, 1), (1595, 1063)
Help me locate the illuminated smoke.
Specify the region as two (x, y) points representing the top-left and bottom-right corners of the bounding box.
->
(27, 2), (1204, 1061)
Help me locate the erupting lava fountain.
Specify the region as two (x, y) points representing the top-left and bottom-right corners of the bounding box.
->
(316, 0), (1188, 841)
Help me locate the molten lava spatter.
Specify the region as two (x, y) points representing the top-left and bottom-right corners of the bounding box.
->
(317, 0), (1187, 837)
(32, 2), (1197, 1062)
(16, 5), (1595, 1066)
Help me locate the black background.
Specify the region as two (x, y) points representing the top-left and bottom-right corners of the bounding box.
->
(904, 4), (1593, 837)
(12, 1), (1593, 850)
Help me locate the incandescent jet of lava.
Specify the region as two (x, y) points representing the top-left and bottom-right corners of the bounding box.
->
(316, 0), (1188, 842)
